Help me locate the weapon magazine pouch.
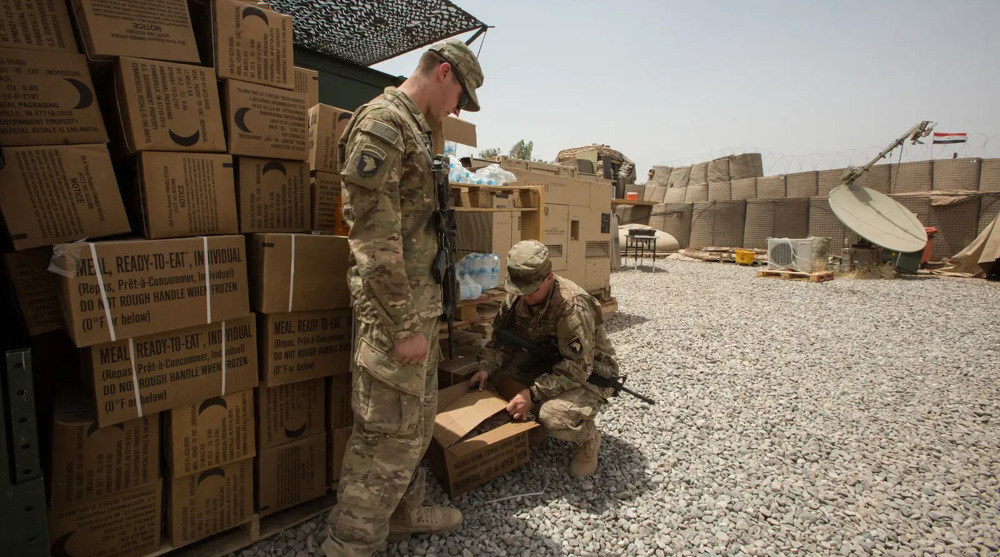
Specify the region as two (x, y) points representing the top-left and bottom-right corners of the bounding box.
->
(592, 360), (617, 380)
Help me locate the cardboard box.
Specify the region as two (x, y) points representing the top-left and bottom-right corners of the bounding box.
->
(442, 116), (477, 147)
(166, 390), (255, 477)
(0, 0), (76, 52)
(258, 378), (325, 450)
(202, 0), (294, 89)
(48, 395), (159, 508)
(250, 233), (350, 312)
(82, 316), (258, 427)
(48, 480), (162, 557)
(224, 80), (308, 160)
(328, 425), (352, 487)
(501, 159), (609, 207)
(456, 212), (513, 285)
(0, 49), (107, 146)
(257, 309), (352, 387)
(236, 158), (310, 232)
(256, 433), (326, 516)
(326, 372), (353, 432)
(3, 248), (62, 336)
(0, 144), (130, 251)
(167, 458), (253, 547)
(438, 346), (483, 389)
(70, 0), (200, 63)
(295, 66), (319, 108)
(308, 103), (353, 174)
(113, 57), (226, 154)
(430, 375), (538, 498)
(133, 152), (239, 239)
(52, 234), (250, 347)
(311, 172), (348, 235)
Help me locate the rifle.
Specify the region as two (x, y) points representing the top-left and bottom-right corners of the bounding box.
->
(494, 328), (656, 405)
(431, 155), (458, 359)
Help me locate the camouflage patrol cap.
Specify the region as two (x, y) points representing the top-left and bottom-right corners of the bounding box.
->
(428, 38), (483, 112)
(505, 240), (551, 295)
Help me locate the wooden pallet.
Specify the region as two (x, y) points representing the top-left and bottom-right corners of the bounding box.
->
(756, 269), (834, 283)
(147, 493), (337, 557)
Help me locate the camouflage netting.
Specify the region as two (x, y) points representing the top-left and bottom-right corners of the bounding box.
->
(268, 0), (485, 66)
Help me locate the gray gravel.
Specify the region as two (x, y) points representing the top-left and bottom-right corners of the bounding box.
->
(236, 260), (1000, 557)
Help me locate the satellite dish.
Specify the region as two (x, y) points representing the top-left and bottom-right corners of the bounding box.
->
(829, 184), (928, 253)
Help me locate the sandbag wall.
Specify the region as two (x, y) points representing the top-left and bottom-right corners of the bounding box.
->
(636, 155), (1000, 258)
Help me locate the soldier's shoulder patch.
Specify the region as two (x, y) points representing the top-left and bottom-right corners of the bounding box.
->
(567, 337), (583, 356)
(357, 144), (387, 178)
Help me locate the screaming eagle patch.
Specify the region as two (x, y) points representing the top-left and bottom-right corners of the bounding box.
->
(568, 337), (583, 356)
(357, 150), (383, 178)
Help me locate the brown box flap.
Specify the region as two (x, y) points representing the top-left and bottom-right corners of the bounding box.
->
(433, 386), (508, 449)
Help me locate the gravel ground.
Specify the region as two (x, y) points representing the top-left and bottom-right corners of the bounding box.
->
(236, 261), (1000, 557)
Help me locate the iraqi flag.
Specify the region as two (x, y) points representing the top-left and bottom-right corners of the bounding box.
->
(933, 132), (967, 144)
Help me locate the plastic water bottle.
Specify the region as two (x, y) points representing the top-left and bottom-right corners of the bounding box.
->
(475, 254), (488, 290)
(489, 254), (499, 289)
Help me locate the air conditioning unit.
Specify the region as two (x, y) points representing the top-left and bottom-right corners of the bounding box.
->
(767, 237), (820, 272)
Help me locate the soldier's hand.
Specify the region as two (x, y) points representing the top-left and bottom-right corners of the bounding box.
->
(506, 389), (534, 420)
(394, 333), (429, 365)
(469, 371), (489, 391)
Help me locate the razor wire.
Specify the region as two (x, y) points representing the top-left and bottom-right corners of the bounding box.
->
(652, 133), (1000, 176)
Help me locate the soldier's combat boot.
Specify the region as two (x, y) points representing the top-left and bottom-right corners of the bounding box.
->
(569, 428), (601, 477)
(388, 506), (463, 540)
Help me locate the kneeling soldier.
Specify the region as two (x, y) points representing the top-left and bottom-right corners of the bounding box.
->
(469, 240), (620, 477)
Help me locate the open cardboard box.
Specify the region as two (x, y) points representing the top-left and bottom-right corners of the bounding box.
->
(429, 375), (538, 498)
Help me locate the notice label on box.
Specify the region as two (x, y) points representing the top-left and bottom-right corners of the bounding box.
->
(138, 152), (238, 238)
(0, 144), (130, 251)
(74, 0), (200, 63)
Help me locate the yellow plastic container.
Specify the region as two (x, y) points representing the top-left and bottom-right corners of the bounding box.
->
(735, 249), (755, 265)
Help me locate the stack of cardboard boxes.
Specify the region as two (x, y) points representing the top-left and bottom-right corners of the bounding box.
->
(0, 0), (130, 339)
(308, 102), (353, 235)
(460, 157), (615, 295)
(0, 0), (356, 554)
(249, 231), (354, 508)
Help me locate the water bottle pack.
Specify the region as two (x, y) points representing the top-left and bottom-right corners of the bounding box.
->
(445, 153), (518, 187)
(457, 253), (500, 300)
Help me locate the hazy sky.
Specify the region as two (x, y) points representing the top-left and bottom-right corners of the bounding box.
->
(373, 0), (1000, 178)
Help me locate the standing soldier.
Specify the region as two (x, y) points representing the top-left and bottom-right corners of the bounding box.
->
(469, 240), (620, 477)
(323, 39), (484, 557)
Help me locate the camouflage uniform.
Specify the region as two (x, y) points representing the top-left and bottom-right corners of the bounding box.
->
(478, 243), (619, 445)
(325, 37), (484, 557)
(323, 87), (441, 556)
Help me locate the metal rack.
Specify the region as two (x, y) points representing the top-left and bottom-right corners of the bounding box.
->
(1, 349), (49, 556)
